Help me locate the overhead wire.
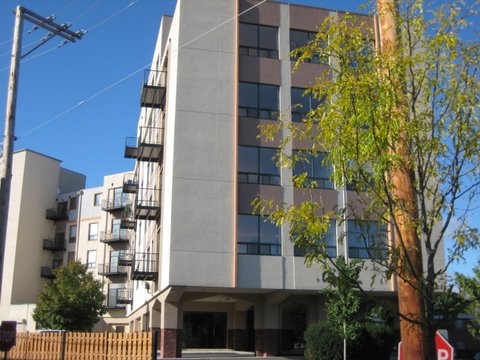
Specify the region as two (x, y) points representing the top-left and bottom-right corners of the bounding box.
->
(0, 0), (142, 65)
(9, 0), (268, 142)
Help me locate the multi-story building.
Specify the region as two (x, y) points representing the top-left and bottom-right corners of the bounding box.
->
(0, 149), (133, 332)
(0, 149), (86, 332)
(117, 0), (445, 357)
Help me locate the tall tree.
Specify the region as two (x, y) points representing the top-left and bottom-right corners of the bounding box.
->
(33, 261), (106, 331)
(257, 0), (479, 358)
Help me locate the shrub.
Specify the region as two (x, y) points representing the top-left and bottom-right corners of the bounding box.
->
(304, 322), (343, 360)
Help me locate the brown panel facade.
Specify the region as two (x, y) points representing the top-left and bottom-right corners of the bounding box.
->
(238, 118), (282, 147)
(291, 61), (331, 88)
(238, 184), (283, 214)
(239, 0), (280, 26)
(293, 188), (338, 213)
(289, 5), (331, 31)
(239, 56), (281, 85)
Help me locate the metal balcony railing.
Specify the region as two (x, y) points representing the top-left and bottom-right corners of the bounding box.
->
(97, 263), (128, 277)
(40, 266), (58, 278)
(106, 287), (132, 309)
(122, 173), (138, 194)
(134, 188), (161, 220)
(131, 252), (158, 281)
(101, 197), (130, 212)
(124, 127), (164, 162)
(140, 69), (166, 109)
(45, 207), (68, 221)
(43, 237), (66, 251)
(99, 230), (130, 244)
(118, 252), (133, 266)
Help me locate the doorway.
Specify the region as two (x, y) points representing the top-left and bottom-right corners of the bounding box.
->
(183, 312), (227, 349)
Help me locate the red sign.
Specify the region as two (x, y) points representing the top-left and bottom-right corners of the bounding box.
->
(0, 321), (16, 352)
(436, 331), (454, 360)
(398, 331), (454, 360)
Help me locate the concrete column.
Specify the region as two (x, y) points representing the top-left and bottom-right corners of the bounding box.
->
(160, 301), (182, 358)
(255, 303), (281, 356)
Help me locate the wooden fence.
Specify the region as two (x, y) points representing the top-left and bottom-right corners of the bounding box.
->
(2, 331), (154, 360)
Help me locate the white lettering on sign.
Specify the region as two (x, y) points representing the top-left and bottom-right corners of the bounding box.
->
(437, 349), (449, 360)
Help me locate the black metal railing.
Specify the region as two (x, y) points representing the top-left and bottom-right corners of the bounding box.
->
(99, 230), (130, 244)
(131, 253), (158, 281)
(45, 207), (68, 220)
(140, 69), (167, 109)
(97, 263), (128, 276)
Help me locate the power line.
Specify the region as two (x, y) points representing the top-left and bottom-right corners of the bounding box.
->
(0, 0), (141, 61)
(17, 64), (149, 139)
(10, 0), (268, 141)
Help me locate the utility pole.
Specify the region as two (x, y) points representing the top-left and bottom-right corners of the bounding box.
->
(0, 6), (84, 296)
(377, 0), (426, 359)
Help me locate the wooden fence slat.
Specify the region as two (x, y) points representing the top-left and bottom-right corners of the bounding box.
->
(3, 330), (153, 359)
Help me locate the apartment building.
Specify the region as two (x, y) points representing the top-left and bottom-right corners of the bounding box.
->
(0, 149), (135, 332)
(0, 149), (86, 332)
(110, 0), (445, 357)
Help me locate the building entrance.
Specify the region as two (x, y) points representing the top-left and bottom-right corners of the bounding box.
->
(183, 312), (227, 348)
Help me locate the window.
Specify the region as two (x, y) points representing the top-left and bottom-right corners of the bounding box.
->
(67, 252), (75, 263)
(347, 220), (387, 259)
(238, 214), (280, 255)
(238, 146), (280, 185)
(293, 151), (334, 189)
(112, 219), (127, 241)
(52, 259), (63, 269)
(69, 196), (78, 210)
(291, 87), (322, 122)
(290, 29), (328, 65)
(239, 23), (278, 59)
(294, 220), (337, 257)
(110, 250), (126, 273)
(87, 250), (96, 269)
(113, 187), (127, 207)
(108, 283), (125, 308)
(69, 225), (77, 243)
(239, 82), (279, 119)
(88, 223), (98, 240)
(94, 193), (102, 206)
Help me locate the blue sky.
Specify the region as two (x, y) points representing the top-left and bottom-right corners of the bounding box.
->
(0, 0), (477, 277)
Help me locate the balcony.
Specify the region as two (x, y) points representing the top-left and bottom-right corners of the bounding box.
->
(99, 230), (130, 244)
(120, 217), (136, 230)
(97, 263), (128, 277)
(116, 288), (133, 305)
(101, 198), (129, 212)
(140, 69), (166, 109)
(124, 127), (164, 163)
(45, 207), (68, 221)
(43, 236), (66, 251)
(118, 252), (133, 266)
(40, 266), (57, 279)
(134, 188), (161, 220)
(123, 173), (138, 194)
(106, 288), (132, 309)
(131, 253), (158, 281)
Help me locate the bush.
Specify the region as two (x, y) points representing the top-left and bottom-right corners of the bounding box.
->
(352, 322), (396, 360)
(304, 321), (395, 360)
(304, 322), (343, 360)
